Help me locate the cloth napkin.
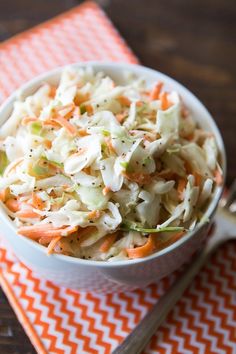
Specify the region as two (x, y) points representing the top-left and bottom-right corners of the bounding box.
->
(0, 2), (235, 353)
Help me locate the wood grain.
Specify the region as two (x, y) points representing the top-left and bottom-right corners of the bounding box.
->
(0, 0), (235, 352)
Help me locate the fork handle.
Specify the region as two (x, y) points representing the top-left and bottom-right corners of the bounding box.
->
(112, 238), (221, 354)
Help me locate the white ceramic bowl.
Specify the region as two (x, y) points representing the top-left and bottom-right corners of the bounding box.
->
(0, 62), (226, 293)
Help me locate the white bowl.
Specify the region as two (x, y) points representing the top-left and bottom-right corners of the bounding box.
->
(0, 62), (226, 293)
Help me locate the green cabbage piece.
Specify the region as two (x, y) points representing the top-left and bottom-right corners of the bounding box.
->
(120, 220), (185, 234)
(0, 151), (8, 175)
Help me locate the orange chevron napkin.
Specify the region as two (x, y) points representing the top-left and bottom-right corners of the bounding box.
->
(0, 2), (236, 353)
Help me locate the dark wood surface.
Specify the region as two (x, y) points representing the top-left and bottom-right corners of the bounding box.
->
(0, 0), (235, 353)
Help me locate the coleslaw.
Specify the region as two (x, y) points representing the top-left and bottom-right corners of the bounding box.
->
(0, 66), (222, 261)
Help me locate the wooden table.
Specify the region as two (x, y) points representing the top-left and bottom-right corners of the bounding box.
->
(0, 0), (235, 352)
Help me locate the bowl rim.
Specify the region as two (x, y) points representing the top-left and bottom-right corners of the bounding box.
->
(0, 60), (226, 268)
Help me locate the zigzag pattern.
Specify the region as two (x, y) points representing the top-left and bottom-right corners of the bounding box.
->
(0, 238), (17, 268)
(146, 244), (236, 354)
(1, 2), (236, 353)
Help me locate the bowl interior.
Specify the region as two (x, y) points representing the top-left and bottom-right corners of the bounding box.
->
(0, 61), (226, 267)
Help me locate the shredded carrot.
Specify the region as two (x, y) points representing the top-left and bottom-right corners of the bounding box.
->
(21, 117), (38, 126)
(53, 116), (77, 136)
(31, 192), (44, 210)
(73, 106), (80, 118)
(16, 209), (41, 219)
(42, 119), (61, 128)
(160, 92), (172, 110)
(74, 92), (89, 106)
(102, 186), (111, 196)
(47, 236), (62, 255)
(172, 231), (185, 241)
(70, 148), (87, 158)
(179, 96), (189, 118)
(136, 100), (143, 107)
(82, 166), (91, 175)
(18, 225), (78, 239)
(177, 178), (187, 200)
(78, 129), (89, 137)
(193, 172), (202, 187)
(49, 85), (57, 98)
(149, 82), (163, 100)
(184, 161), (202, 186)
(38, 236), (53, 245)
(56, 103), (75, 118)
(0, 189), (7, 202)
(44, 139), (52, 149)
(99, 232), (118, 253)
(214, 168), (223, 185)
(122, 172), (152, 185)
(184, 160), (192, 175)
(185, 133), (194, 141)
(105, 138), (115, 154)
(143, 134), (156, 142)
(118, 96), (131, 106)
(5, 198), (21, 212)
(156, 169), (176, 180)
(88, 210), (101, 220)
(160, 231), (185, 249)
(126, 234), (156, 259)
(115, 112), (127, 123)
(85, 104), (94, 115)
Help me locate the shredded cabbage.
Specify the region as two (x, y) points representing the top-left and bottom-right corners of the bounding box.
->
(0, 66), (221, 261)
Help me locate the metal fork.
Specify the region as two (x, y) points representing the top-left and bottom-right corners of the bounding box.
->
(113, 182), (236, 354)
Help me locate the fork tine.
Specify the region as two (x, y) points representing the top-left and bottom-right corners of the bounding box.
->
(221, 180), (236, 209)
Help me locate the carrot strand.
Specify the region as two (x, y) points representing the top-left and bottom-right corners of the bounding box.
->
(99, 232), (118, 253)
(53, 116), (77, 136)
(47, 236), (62, 255)
(126, 234), (156, 259)
(149, 82), (163, 100)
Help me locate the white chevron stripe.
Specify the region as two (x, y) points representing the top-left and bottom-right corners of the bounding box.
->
(201, 263), (236, 349)
(70, 292), (105, 353)
(7, 266), (72, 353)
(83, 293), (118, 348)
(152, 329), (174, 354)
(12, 267), (71, 353)
(191, 278), (227, 353)
(112, 293), (136, 330)
(62, 290), (91, 353)
(95, 294), (127, 339)
(181, 297), (207, 354)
